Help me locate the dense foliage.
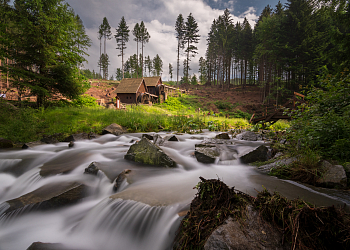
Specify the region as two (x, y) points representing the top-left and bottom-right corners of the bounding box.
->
(0, 0), (91, 107)
(204, 0), (349, 105)
(288, 70), (350, 161)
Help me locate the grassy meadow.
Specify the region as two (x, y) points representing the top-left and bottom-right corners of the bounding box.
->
(0, 95), (289, 143)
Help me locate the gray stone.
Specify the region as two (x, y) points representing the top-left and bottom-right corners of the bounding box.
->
(26, 242), (82, 250)
(153, 134), (165, 146)
(102, 123), (126, 136)
(68, 141), (74, 148)
(124, 137), (176, 168)
(204, 206), (289, 250)
(84, 162), (100, 175)
(258, 157), (298, 173)
(317, 161), (347, 188)
(113, 169), (132, 192)
(215, 133), (230, 139)
(0, 138), (14, 148)
(1, 182), (86, 217)
(195, 145), (220, 164)
(240, 145), (269, 164)
(236, 131), (262, 141)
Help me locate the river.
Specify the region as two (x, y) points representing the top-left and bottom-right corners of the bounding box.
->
(0, 131), (348, 250)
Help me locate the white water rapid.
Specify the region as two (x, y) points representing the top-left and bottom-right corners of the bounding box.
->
(0, 132), (348, 250)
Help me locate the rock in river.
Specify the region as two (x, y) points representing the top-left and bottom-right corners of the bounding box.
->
(0, 182), (86, 217)
(102, 123), (126, 136)
(240, 145), (269, 164)
(195, 145), (220, 164)
(124, 137), (176, 168)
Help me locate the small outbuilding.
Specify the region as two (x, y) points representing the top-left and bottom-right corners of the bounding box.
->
(114, 78), (148, 104)
(143, 76), (164, 96)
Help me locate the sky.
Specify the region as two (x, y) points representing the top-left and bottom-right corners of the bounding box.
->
(64, 0), (288, 81)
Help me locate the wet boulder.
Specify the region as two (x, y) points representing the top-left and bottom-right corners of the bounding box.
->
(257, 156), (298, 173)
(195, 145), (220, 164)
(317, 161), (347, 188)
(0, 182), (86, 217)
(0, 138), (14, 148)
(240, 145), (269, 164)
(204, 206), (289, 250)
(215, 133), (230, 140)
(236, 131), (262, 141)
(113, 169), (132, 192)
(84, 161), (100, 175)
(102, 123), (126, 136)
(124, 137), (176, 168)
(40, 151), (92, 177)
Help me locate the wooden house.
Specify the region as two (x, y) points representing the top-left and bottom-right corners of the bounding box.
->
(114, 78), (148, 104)
(143, 76), (164, 96)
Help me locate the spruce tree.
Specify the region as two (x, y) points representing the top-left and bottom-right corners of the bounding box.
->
(175, 14), (185, 85)
(139, 21), (150, 77)
(132, 23), (141, 78)
(153, 54), (163, 76)
(115, 16), (130, 79)
(184, 13), (200, 84)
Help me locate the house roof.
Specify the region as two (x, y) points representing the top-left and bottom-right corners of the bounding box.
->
(143, 76), (162, 87)
(115, 78), (145, 94)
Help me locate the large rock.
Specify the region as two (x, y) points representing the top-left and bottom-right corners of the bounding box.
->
(215, 133), (230, 139)
(258, 156), (298, 173)
(236, 131), (262, 141)
(124, 137), (176, 168)
(195, 145), (220, 164)
(240, 145), (269, 164)
(204, 206), (289, 250)
(0, 182), (86, 217)
(102, 123), (126, 136)
(0, 138), (14, 148)
(40, 151), (92, 177)
(317, 161), (347, 188)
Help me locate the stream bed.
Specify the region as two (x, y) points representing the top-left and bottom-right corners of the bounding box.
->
(0, 131), (349, 250)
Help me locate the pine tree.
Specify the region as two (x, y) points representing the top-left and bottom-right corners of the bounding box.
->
(98, 54), (110, 80)
(169, 63), (173, 81)
(145, 55), (152, 76)
(115, 16), (130, 79)
(199, 57), (207, 84)
(139, 21), (150, 77)
(132, 23), (141, 78)
(153, 54), (163, 76)
(184, 13), (200, 84)
(175, 14), (185, 85)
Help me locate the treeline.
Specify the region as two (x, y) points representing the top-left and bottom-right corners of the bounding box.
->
(202, 0), (350, 103)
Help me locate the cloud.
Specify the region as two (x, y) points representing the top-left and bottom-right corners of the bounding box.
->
(66, 0), (258, 80)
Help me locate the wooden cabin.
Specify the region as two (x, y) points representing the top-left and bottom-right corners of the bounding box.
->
(143, 76), (164, 96)
(114, 78), (148, 104)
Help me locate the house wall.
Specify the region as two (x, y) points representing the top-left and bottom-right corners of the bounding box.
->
(117, 93), (137, 104)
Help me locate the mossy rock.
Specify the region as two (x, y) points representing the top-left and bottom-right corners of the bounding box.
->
(124, 137), (176, 168)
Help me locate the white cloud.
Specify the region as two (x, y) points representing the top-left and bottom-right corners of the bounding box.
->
(66, 0), (258, 80)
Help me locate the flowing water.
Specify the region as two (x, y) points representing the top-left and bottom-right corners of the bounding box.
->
(0, 132), (349, 250)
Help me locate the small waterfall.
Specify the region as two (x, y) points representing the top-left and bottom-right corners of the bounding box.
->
(73, 198), (182, 250)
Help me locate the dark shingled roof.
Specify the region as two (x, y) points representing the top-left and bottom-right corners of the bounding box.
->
(143, 76), (162, 87)
(115, 78), (145, 94)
